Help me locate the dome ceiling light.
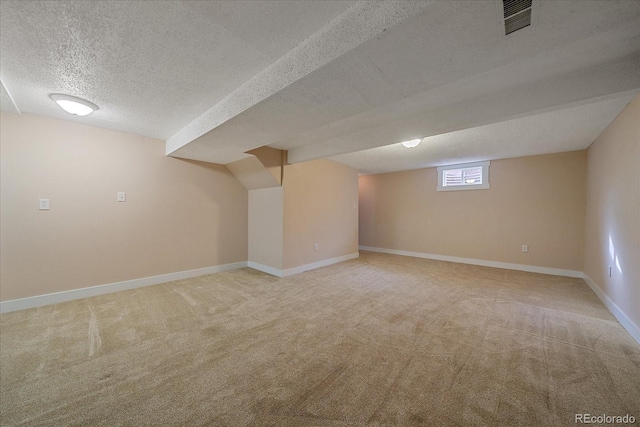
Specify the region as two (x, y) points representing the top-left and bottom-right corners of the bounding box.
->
(50, 94), (98, 116)
(401, 139), (422, 148)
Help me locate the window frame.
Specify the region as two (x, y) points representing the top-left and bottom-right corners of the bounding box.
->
(437, 161), (490, 192)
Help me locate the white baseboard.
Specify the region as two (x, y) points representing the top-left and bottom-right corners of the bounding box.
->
(582, 274), (640, 345)
(283, 252), (360, 277)
(358, 246), (583, 278)
(247, 261), (285, 277)
(0, 261), (248, 314)
(248, 252), (360, 278)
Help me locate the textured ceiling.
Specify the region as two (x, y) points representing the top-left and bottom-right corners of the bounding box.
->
(0, 0), (355, 138)
(1, 1), (640, 172)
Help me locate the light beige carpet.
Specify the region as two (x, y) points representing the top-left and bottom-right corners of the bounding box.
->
(1, 252), (639, 426)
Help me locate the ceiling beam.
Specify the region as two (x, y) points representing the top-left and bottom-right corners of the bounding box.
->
(166, 0), (432, 158)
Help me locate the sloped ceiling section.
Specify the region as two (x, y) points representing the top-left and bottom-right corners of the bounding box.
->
(1, 1), (639, 173)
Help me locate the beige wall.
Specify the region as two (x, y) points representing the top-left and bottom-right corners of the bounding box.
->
(584, 95), (640, 329)
(0, 113), (248, 301)
(248, 187), (283, 270)
(283, 159), (359, 270)
(359, 151), (587, 271)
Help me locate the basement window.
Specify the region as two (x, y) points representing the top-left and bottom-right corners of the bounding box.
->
(437, 161), (490, 192)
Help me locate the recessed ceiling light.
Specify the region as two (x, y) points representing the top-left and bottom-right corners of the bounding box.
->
(401, 139), (422, 148)
(49, 94), (98, 116)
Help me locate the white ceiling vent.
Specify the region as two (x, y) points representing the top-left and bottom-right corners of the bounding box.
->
(503, 0), (532, 35)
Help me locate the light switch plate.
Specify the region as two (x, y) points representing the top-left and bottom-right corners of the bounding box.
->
(117, 192), (126, 202)
(39, 199), (50, 210)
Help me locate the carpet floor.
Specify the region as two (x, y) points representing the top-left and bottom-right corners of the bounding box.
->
(1, 252), (639, 426)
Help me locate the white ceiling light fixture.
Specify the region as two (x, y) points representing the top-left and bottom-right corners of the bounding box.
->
(401, 138), (422, 148)
(49, 94), (98, 116)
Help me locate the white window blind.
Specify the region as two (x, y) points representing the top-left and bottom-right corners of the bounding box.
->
(443, 166), (483, 186)
(437, 161), (490, 191)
